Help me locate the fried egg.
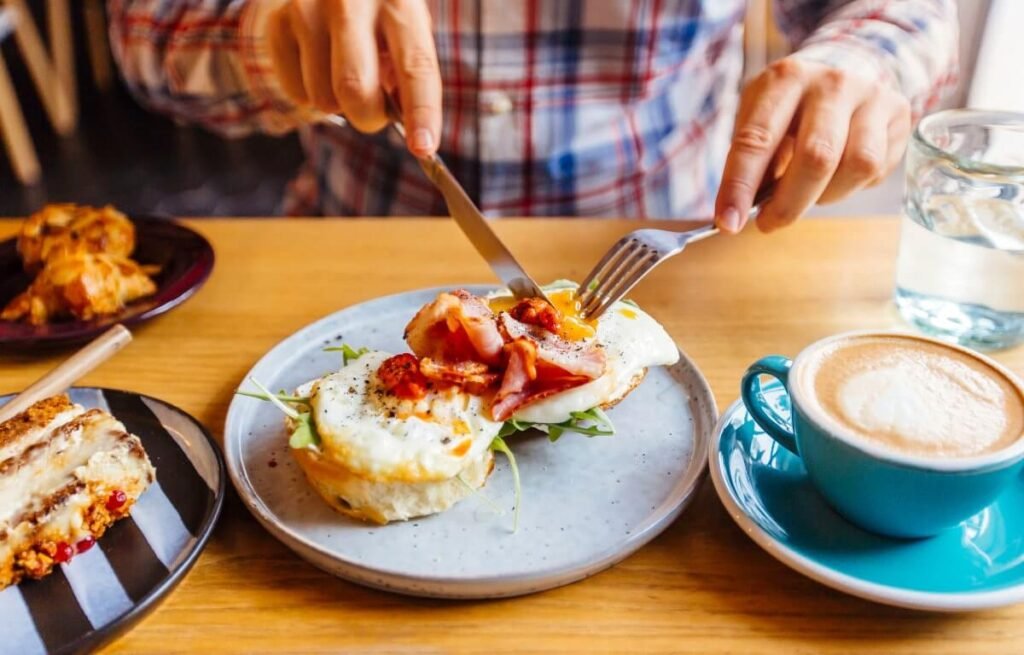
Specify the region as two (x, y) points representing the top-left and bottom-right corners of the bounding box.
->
(490, 286), (679, 424)
(307, 351), (502, 483)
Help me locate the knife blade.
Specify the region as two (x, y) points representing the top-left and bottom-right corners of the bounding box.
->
(381, 97), (549, 302)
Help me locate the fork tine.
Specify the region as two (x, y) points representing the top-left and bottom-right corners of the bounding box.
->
(577, 237), (641, 306)
(578, 244), (648, 316)
(580, 246), (656, 317)
(585, 252), (659, 319)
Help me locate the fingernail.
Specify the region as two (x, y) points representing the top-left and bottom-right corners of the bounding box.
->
(719, 207), (742, 233)
(411, 128), (434, 154)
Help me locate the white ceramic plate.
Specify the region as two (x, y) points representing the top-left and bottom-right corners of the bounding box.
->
(224, 286), (716, 598)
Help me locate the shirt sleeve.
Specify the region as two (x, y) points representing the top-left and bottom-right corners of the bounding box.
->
(107, 0), (309, 136)
(772, 0), (959, 118)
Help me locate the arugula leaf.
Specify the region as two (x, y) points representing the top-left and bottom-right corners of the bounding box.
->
(246, 378), (300, 420)
(455, 474), (504, 514)
(543, 279), (579, 292)
(489, 436), (521, 532)
(238, 378), (321, 450)
(620, 298), (639, 308)
(235, 390), (311, 404)
(323, 344), (370, 366)
(497, 418), (531, 438)
(288, 413), (319, 449)
(497, 406), (616, 443)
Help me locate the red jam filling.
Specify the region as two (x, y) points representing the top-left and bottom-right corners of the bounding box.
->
(105, 489), (127, 512)
(53, 542), (74, 564)
(75, 537), (96, 554)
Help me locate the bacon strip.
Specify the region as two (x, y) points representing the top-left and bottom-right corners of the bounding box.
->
(499, 313), (606, 379)
(491, 339), (595, 421)
(404, 290), (505, 365)
(392, 289), (608, 420)
(419, 358), (499, 395)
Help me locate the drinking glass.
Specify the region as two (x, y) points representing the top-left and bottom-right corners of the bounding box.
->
(895, 109), (1024, 350)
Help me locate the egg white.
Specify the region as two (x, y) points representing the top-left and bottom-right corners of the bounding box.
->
(510, 299), (679, 424)
(309, 351), (501, 483)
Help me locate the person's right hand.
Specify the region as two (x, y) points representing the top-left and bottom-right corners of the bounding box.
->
(264, 0), (442, 157)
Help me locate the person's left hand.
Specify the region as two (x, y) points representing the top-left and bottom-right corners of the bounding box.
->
(714, 57), (911, 234)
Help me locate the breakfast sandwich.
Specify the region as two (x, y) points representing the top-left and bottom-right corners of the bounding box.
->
(0, 395), (155, 590)
(243, 282), (678, 526)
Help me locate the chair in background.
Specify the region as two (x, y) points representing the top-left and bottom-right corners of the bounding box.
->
(0, 7), (39, 184)
(0, 0), (83, 186)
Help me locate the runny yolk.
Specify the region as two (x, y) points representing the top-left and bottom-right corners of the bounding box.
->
(549, 289), (597, 340)
(489, 288), (596, 341)
(619, 308), (638, 319)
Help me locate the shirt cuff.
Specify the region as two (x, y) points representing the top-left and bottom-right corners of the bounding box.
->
(791, 40), (902, 93)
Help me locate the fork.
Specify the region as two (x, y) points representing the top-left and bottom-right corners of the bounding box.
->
(576, 179), (777, 320)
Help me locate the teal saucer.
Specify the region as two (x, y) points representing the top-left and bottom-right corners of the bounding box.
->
(709, 381), (1024, 611)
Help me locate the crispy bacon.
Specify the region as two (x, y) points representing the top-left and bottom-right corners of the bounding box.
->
(509, 297), (561, 333)
(376, 354), (429, 400)
(491, 339), (594, 421)
(499, 313), (606, 379)
(419, 358), (499, 395)
(389, 289), (608, 420)
(404, 290), (504, 365)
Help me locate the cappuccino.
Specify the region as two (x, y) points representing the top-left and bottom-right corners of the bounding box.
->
(798, 335), (1024, 459)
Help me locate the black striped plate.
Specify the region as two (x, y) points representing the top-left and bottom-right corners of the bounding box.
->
(0, 388), (225, 655)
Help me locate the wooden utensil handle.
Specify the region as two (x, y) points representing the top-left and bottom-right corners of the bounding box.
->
(0, 325), (132, 423)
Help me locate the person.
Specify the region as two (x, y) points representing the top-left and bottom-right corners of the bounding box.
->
(108, 1), (957, 232)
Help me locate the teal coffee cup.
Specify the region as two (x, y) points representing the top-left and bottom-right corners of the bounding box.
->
(741, 332), (1024, 538)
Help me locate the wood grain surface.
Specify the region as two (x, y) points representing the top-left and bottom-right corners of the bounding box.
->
(2, 217), (1022, 654)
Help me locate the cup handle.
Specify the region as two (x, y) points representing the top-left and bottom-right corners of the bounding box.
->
(741, 356), (798, 454)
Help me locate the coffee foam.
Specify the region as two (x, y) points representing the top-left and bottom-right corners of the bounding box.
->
(798, 336), (1024, 459)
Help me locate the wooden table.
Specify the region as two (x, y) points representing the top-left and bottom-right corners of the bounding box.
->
(2, 217), (1023, 654)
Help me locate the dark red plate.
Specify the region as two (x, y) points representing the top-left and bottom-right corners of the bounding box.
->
(0, 216), (214, 348)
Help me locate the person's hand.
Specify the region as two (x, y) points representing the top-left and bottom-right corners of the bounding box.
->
(264, 0), (441, 157)
(715, 57), (911, 233)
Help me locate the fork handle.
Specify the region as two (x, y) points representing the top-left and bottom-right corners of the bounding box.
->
(681, 175), (777, 244)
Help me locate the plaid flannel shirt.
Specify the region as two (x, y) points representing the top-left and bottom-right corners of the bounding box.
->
(108, 0), (958, 218)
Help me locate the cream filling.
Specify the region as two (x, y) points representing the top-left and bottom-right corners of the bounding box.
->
(0, 412), (128, 527)
(0, 437), (153, 566)
(0, 406), (85, 462)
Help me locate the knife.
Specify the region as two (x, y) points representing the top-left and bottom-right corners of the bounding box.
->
(372, 96), (549, 302)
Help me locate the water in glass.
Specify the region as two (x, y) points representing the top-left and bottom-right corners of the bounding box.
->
(895, 110), (1024, 350)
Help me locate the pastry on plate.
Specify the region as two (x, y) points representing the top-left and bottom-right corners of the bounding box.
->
(17, 203), (136, 273)
(2, 203), (159, 325)
(0, 395), (155, 590)
(1, 253), (158, 325)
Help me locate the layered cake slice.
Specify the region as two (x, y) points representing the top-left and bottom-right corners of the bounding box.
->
(0, 394), (155, 589)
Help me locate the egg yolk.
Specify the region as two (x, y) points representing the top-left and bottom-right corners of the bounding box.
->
(489, 288), (596, 341)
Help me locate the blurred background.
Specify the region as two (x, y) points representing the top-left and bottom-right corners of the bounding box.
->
(0, 0), (1016, 217)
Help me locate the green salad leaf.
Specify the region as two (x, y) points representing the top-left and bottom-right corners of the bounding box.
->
(237, 377), (321, 450)
(323, 343), (370, 366)
(288, 412), (318, 449)
(235, 390), (311, 404)
(498, 406), (615, 443)
(489, 436), (521, 532)
(456, 474), (504, 514)
(543, 279), (579, 292)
